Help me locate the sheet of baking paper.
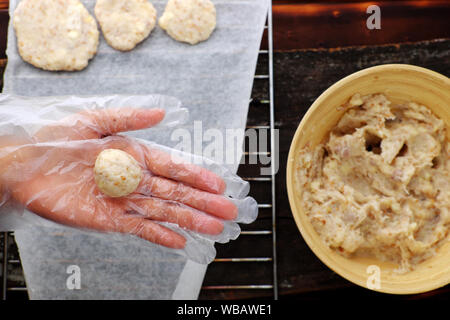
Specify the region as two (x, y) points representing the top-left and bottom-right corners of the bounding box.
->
(3, 0), (269, 299)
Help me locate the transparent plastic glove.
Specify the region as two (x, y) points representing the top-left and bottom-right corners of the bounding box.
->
(0, 95), (258, 264)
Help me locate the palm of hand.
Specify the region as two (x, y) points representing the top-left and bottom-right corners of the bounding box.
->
(4, 108), (236, 249)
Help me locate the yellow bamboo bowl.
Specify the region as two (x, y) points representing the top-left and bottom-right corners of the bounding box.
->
(286, 64), (450, 294)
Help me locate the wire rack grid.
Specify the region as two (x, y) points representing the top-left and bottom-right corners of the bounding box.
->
(200, 4), (278, 299)
(0, 3), (277, 300)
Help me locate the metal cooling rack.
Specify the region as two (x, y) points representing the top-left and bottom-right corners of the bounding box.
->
(0, 3), (278, 300)
(200, 4), (278, 300)
(1, 231), (27, 299)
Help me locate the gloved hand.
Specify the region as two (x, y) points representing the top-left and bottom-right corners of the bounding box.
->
(0, 107), (239, 250)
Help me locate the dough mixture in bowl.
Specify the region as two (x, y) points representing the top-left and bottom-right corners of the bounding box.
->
(295, 94), (449, 273)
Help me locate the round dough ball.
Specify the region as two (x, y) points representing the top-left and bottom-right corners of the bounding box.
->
(94, 149), (142, 198)
(159, 0), (216, 45)
(13, 0), (99, 71)
(95, 0), (157, 51)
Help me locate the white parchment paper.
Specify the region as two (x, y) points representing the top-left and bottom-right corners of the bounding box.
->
(3, 0), (269, 299)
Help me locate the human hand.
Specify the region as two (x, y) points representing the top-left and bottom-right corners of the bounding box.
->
(0, 108), (238, 250)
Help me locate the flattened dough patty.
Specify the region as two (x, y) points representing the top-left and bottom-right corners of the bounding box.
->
(159, 0), (216, 45)
(95, 0), (157, 51)
(13, 0), (99, 71)
(94, 149), (142, 198)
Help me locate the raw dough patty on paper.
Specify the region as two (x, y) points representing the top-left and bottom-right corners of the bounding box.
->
(95, 0), (157, 51)
(159, 0), (216, 45)
(13, 0), (99, 71)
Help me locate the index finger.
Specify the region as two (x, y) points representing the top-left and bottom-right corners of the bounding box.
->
(143, 147), (227, 195)
(85, 108), (166, 136)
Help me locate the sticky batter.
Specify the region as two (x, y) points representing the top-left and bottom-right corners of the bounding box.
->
(295, 94), (449, 273)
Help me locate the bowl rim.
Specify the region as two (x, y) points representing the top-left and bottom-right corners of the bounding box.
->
(286, 64), (450, 294)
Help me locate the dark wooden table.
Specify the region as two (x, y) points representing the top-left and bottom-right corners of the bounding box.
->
(1, 1), (449, 300)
